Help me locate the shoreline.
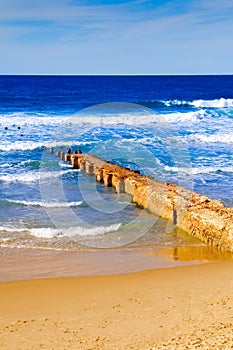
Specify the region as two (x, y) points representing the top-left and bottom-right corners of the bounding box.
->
(1, 260), (233, 349)
(1, 244), (232, 283)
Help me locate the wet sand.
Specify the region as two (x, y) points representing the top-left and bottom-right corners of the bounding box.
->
(0, 245), (231, 282)
(1, 257), (233, 349)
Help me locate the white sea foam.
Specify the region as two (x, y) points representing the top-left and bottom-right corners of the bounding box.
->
(0, 141), (46, 152)
(0, 237), (11, 242)
(1, 109), (210, 151)
(164, 99), (187, 107)
(19, 159), (40, 166)
(164, 165), (233, 175)
(0, 111), (162, 128)
(0, 163), (11, 168)
(59, 161), (73, 168)
(0, 226), (28, 233)
(0, 113), (70, 127)
(30, 223), (122, 238)
(0, 169), (78, 183)
(188, 133), (233, 144)
(69, 110), (205, 126)
(5, 199), (83, 208)
(0, 111), (162, 129)
(190, 98), (233, 108)
(0, 223), (121, 238)
(164, 98), (233, 109)
(162, 110), (206, 123)
(0, 172), (40, 183)
(0, 111), (206, 153)
(0, 140), (95, 152)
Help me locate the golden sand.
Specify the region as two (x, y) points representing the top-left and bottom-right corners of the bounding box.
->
(1, 260), (233, 349)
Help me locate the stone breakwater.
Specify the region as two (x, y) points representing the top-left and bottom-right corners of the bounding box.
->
(59, 150), (233, 252)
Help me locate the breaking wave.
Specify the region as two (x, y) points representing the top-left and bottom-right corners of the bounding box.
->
(190, 98), (233, 108)
(164, 98), (233, 109)
(164, 165), (233, 175)
(0, 169), (79, 183)
(188, 133), (233, 144)
(0, 140), (94, 152)
(5, 199), (83, 208)
(30, 224), (122, 238)
(0, 112), (70, 128)
(0, 223), (122, 238)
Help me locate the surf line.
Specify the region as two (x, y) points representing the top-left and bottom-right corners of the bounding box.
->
(53, 147), (233, 253)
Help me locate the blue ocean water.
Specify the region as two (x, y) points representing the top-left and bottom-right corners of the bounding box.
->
(0, 75), (233, 253)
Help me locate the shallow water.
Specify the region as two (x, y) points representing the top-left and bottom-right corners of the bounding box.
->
(1, 245), (232, 282)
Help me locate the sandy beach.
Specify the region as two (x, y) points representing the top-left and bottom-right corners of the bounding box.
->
(1, 259), (233, 349)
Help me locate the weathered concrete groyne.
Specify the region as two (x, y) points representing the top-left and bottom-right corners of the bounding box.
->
(56, 149), (233, 252)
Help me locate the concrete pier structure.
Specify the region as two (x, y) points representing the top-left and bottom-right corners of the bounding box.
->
(63, 152), (233, 252)
(65, 154), (71, 162)
(71, 154), (79, 168)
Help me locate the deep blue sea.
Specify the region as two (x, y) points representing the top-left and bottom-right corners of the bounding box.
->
(0, 75), (233, 255)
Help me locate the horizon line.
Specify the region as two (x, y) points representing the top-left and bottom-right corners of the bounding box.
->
(0, 73), (232, 76)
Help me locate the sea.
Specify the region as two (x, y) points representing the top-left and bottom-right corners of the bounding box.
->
(0, 75), (233, 266)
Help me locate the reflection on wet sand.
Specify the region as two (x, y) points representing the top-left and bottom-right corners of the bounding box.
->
(147, 245), (233, 262)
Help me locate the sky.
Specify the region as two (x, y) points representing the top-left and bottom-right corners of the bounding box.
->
(0, 0), (232, 74)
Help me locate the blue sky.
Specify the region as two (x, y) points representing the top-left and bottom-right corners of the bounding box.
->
(0, 0), (232, 74)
